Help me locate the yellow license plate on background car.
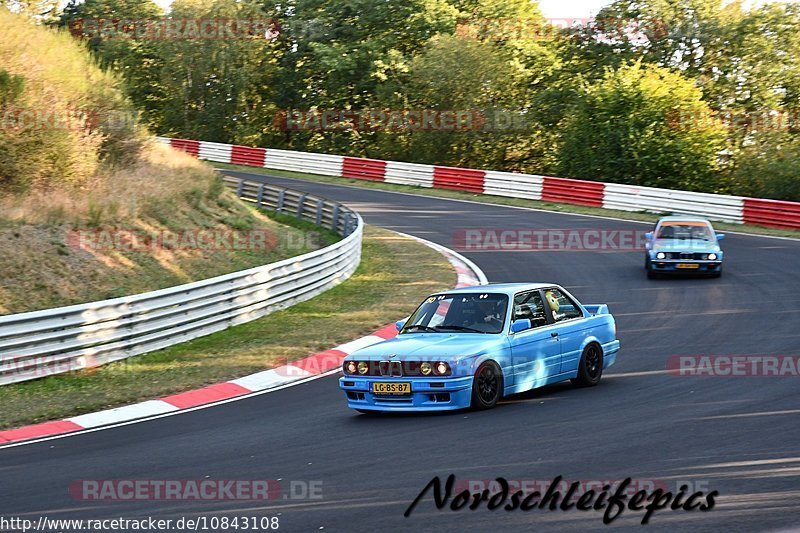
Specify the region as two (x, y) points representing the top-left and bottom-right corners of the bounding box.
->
(677, 263), (700, 269)
(372, 382), (411, 395)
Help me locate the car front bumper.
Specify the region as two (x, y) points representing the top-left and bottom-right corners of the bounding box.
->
(650, 260), (722, 273)
(338, 375), (474, 412)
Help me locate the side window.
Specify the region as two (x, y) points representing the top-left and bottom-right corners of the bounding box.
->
(543, 288), (583, 322)
(512, 291), (547, 330)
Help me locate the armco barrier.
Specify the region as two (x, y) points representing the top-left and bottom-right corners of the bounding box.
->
(542, 176), (604, 207)
(604, 183), (744, 223)
(342, 156), (386, 181)
(483, 170), (543, 201)
(231, 145), (267, 167)
(0, 179), (362, 386)
(157, 137), (800, 230)
(743, 198), (800, 229)
(433, 166), (485, 193)
(384, 160), (434, 187)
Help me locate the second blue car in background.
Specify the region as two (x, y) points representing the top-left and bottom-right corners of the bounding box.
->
(644, 216), (725, 278)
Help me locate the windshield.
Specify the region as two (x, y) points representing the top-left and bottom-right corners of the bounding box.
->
(656, 222), (715, 242)
(402, 293), (509, 334)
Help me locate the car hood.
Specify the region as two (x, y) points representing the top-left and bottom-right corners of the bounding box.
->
(346, 333), (503, 360)
(653, 239), (720, 252)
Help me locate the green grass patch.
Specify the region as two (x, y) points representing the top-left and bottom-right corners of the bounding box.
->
(215, 162), (800, 240)
(0, 226), (454, 429)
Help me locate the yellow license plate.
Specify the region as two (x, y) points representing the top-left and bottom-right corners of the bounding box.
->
(372, 382), (411, 395)
(677, 263), (700, 269)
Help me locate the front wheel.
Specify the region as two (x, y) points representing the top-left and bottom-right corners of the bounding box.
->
(471, 361), (503, 410)
(571, 344), (604, 387)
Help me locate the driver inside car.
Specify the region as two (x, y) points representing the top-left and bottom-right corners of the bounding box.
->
(474, 298), (503, 330)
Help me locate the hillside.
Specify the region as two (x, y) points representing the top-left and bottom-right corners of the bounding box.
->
(0, 12), (333, 314)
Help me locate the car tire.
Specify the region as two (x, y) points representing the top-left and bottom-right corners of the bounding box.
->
(571, 344), (604, 387)
(471, 361), (503, 410)
(710, 267), (722, 278)
(644, 254), (651, 270)
(647, 267), (658, 279)
(356, 409), (380, 415)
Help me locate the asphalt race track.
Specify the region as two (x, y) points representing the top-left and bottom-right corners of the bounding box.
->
(2, 171), (799, 532)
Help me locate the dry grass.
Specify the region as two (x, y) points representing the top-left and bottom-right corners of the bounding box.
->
(0, 142), (339, 314)
(0, 141), (210, 226)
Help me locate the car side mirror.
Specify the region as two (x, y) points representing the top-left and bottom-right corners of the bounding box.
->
(510, 319), (532, 334)
(395, 319), (407, 332)
(716, 234), (725, 241)
(645, 232), (653, 240)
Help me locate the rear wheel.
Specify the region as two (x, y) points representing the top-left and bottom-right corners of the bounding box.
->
(571, 344), (604, 387)
(471, 361), (502, 410)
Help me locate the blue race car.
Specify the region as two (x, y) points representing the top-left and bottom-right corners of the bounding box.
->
(644, 216), (725, 278)
(339, 283), (620, 413)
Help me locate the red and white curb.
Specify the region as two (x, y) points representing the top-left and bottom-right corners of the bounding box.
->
(0, 235), (485, 447)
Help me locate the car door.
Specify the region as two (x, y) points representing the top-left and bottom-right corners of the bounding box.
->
(508, 290), (561, 389)
(543, 287), (588, 374)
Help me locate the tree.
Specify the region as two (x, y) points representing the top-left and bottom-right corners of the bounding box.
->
(556, 61), (728, 192)
(731, 133), (800, 201)
(58, 0), (165, 134)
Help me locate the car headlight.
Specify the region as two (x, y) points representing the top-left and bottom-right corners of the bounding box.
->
(357, 361), (369, 375)
(434, 361), (451, 376)
(344, 361), (357, 374)
(708, 253), (717, 260)
(656, 252), (666, 259)
(420, 362), (432, 376)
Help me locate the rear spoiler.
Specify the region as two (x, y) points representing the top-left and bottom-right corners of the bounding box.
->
(584, 304), (609, 316)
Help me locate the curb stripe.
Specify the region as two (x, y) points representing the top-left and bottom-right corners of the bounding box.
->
(161, 382), (252, 410)
(66, 400), (179, 429)
(0, 420), (83, 443)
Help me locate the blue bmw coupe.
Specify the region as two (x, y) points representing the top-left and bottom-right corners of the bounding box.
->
(644, 216), (725, 278)
(339, 283), (620, 413)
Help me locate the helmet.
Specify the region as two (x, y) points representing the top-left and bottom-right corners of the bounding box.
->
(545, 290), (560, 312)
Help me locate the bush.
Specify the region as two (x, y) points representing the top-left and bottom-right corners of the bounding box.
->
(0, 10), (144, 193)
(731, 134), (800, 201)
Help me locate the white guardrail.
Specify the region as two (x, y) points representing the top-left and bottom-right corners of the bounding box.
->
(158, 136), (800, 228)
(0, 178), (363, 385)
